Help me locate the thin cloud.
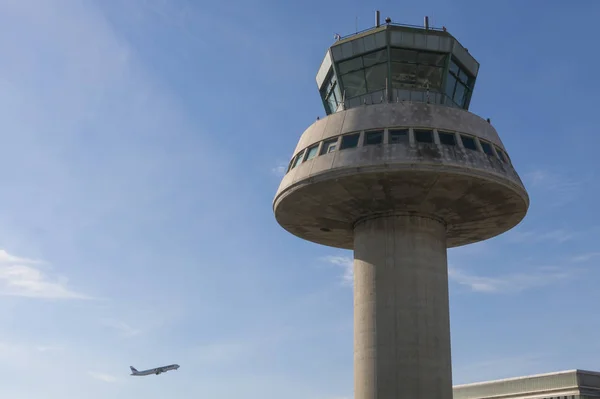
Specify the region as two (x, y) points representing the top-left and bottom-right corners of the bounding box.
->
(100, 319), (141, 338)
(570, 252), (600, 263)
(88, 371), (118, 383)
(506, 229), (576, 244)
(0, 249), (89, 299)
(453, 353), (545, 384)
(189, 341), (253, 365)
(524, 169), (583, 207)
(321, 255), (353, 286)
(0, 249), (41, 265)
(36, 345), (64, 353)
(271, 162), (288, 177)
(448, 265), (575, 294)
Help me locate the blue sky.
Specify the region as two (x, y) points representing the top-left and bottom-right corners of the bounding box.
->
(0, 0), (598, 398)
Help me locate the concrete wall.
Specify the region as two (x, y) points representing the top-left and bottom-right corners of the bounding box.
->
(292, 102), (503, 156)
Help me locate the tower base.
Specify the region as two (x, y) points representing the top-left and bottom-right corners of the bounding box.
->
(354, 213), (453, 399)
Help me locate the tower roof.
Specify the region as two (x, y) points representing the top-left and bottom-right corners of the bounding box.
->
(316, 18), (481, 115)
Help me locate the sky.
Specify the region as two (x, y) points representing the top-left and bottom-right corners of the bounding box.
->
(0, 0), (598, 398)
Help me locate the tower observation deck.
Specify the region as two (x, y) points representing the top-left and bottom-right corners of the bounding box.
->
(273, 14), (529, 399)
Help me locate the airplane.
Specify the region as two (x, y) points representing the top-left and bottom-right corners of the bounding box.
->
(130, 364), (180, 376)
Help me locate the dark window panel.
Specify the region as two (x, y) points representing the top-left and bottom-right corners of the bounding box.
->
(342, 70), (367, 98)
(365, 130), (384, 145)
(320, 138), (338, 155)
(457, 68), (470, 85)
(449, 59), (460, 75)
(480, 140), (494, 156)
(417, 52), (446, 67)
(438, 131), (456, 145)
(416, 65), (443, 91)
(338, 57), (364, 75)
(415, 129), (434, 143)
(363, 49), (388, 68)
(445, 74), (457, 100)
(461, 135), (477, 151)
(453, 81), (467, 107)
(326, 94), (338, 114)
(292, 150), (306, 168)
(365, 63), (388, 92)
(495, 146), (507, 162)
(305, 144), (319, 161)
(391, 62), (417, 88)
(391, 48), (418, 63)
(340, 133), (360, 150)
(389, 129), (409, 144)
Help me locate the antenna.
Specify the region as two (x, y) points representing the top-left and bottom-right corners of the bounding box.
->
(355, 16), (358, 33)
(376, 10), (380, 27)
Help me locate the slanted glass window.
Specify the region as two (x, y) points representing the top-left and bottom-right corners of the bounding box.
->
(365, 63), (387, 93)
(291, 150), (306, 169)
(460, 135), (477, 151)
(391, 48), (446, 93)
(438, 131), (456, 146)
(364, 130), (383, 145)
(320, 138), (338, 155)
(320, 71), (342, 115)
(495, 146), (507, 162)
(389, 129), (409, 144)
(414, 129), (434, 144)
(445, 58), (475, 109)
(340, 133), (360, 150)
(305, 144), (320, 161)
(342, 70), (367, 98)
(480, 140), (494, 156)
(338, 49), (388, 100)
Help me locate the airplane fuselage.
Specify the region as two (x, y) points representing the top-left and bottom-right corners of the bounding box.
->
(130, 364), (180, 376)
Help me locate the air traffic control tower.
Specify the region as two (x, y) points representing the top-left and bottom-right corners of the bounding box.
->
(273, 14), (529, 399)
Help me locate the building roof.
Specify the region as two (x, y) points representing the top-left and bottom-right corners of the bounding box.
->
(454, 370), (600, 399)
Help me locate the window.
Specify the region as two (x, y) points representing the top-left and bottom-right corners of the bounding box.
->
(389, 129), (409, 144)
(495, 146), (507, 163)
(340, 133), (360, 150)
(415, 129), (434, 144)
(338, 49), (388, 99)
(320, 138), (338, 155)
(480, 140), (494, 156)
(460, 135), (477, 151)
(320, 71), (342, 115)
(305, 144), (319, 161)
(390, 48), (446, 92)
(365, 130), (383, 145)
(445, 58), (475, 109)
(291, 150), (305, 169)
(438, 131), (456, 145)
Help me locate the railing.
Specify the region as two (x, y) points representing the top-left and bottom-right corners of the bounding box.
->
(335, 88), (465, 112)
(338, 21), (446, 41)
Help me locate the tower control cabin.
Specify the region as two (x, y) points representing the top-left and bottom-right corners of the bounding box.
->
(273, 15), (529, 399)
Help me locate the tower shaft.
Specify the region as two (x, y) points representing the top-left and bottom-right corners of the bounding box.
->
(354, 214), (452, 399)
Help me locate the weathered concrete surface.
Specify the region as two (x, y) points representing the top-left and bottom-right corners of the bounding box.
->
(274, 102), (528, 249)
(274, 150), (528, 249)
(354, 214), (452, 399)
(291, 101), (505, 156)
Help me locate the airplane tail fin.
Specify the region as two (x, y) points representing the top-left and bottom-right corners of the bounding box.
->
(130, 366), (138, 373)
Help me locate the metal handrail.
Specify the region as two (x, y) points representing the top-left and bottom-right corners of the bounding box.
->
(338, 22), (445, 41)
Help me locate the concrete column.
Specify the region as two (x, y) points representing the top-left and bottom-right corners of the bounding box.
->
(353, 214), (452, 399)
